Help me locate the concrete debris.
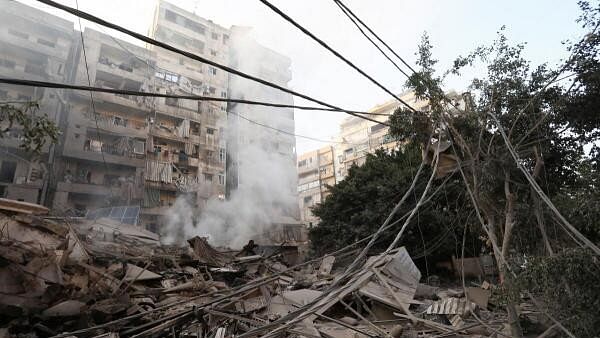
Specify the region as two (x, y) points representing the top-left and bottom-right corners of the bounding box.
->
(0, 207), (538, 338)
(425, 297), (477, 315)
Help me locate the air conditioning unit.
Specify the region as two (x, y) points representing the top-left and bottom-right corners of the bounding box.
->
(133, 140), (145, 154)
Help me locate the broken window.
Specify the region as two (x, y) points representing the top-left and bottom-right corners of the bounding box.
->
(206, 128), (215, 135)
(218, 173), (224, 185)
(203, 173), (213, 182)
(303, 196), (312, 204)
(0, 161), (17, 183)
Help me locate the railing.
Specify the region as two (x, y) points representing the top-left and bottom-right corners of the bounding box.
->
(84, 141), (145, 159)
(83, 112), (148, 133)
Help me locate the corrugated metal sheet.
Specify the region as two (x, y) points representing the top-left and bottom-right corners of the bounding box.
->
(425, 297), (476, 315)
(145, 160), (172, 183)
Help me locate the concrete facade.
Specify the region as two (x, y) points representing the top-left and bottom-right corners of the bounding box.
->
(0, 1), (75, 205)
(297, 145), (334, 225)
(333, 91), (429, 182)
(1, 0), (298, 234)
(296, 92), (431, 225)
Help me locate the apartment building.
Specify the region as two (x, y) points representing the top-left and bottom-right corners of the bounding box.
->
(227, 26), (299, 219)
(297, 145), (334, 225)
(334, 91), (429, 182)
(1, 0), (299, 233)
(297, 92), (430, 225)
(0, 1), (75, 205)
(143, 1), (230, 230)
(52, 28), (153, 219)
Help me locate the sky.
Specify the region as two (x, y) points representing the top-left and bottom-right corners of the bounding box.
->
(15, 0), (585, 154)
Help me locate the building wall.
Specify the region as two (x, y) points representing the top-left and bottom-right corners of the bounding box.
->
(227, 26), (299, 220)
(333, 91), (429, 182)
(1, 0), (300, 234)
(0, 0), (76, 204)
(297, 145), (334, 225)
(297, 92), (432, 225)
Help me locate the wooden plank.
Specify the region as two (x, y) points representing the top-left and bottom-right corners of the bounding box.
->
(0, 198), (49, 215)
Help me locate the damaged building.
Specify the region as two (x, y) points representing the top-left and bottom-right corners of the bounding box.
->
(0, 0), (300, 236)
(0, 1), (76, 205)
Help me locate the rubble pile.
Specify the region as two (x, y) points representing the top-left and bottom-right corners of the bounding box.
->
(0, 200), (553, 338)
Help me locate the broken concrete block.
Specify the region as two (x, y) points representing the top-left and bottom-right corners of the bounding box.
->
(42, 300), (85, 317)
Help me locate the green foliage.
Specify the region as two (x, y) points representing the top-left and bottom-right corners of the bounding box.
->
(309, 144), (483, 263)
(0, 102), (60, 153)
(512, 248), (600, 338)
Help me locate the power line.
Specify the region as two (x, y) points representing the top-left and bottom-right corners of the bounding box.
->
(332, 0), (410, 79)
(0, 77), (366, 146)
(229, 111), (358, 145)
(0, 78), (388, 117)
(74, 0), (111, 177)
(258, 0), (418, 113)
(333, 0), (418, 75)
(35, 0), (388, 126)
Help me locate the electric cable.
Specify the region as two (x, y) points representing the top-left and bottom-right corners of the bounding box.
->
(332, 0), (410, 79)
(74, 0), (112, 200)
(258, 0), (418, 114)
(0, 77), (364, 146)
(35, 0), (389, 126)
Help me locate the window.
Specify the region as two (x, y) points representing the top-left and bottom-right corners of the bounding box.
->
(298, 159), (307, 167)
(165, 97), (178, 107)
(0, 161), (17, 183)
(209, 87), (216, 94)
(155, 70), (179, 83)
(165, 72), (179, 83)
(206, 128), (215, 135)
(219, 148), (225, 163)
(209, 67), (217, 76)
(303, 196), (312, 204)
(222, 34), (229, 44)
(8, 29), (28, 39)
(344, 148), (354, 155)
(37, 38), (55, 48)
(220, 91), (227, 98)
(204, 173), (213, 182)
(210, 49), (217, 57)
(218, 173), (225, 185)
(0, 90), (6, 99)
(371, 123), (386, 133)
(211, 32), (219, 40)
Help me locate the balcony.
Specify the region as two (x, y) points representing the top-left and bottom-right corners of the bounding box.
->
(90, 90), (151, 111)
(56, 181), (119, 196)
(64, 140), (145, 167)
(0, 31), (69, 60)
(97, 58), (150, 82)
(83, 112), (148, 138)
(150, 126), (201, 144)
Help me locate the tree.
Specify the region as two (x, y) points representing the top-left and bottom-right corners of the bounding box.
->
(0, 101), (60, 153)
(387, 2), (600, 336)
(309, 144), (481, 270)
